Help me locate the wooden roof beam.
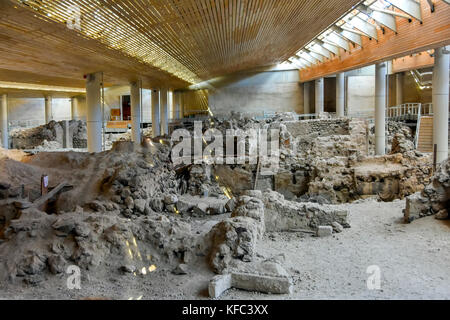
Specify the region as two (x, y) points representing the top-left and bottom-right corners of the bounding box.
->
(299, 0), (450, 82)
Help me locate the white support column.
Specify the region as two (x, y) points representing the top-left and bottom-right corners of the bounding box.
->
(433, 46), (449, 163)
(174, 92), (181, 119)
(71, 97), (78, 120)
(180, 92), (185, 119)
(160, 88), (168, 136)
(168, 90), (174, 121)
(130, 82), (141, 145)
(396, 72), (403, 106)
(1, 94), (8, 149)
(375, 62), (387, 155)
(303, 82), (310, 115)
(85, 72), (103, 153)
(151, 89), (160, 137)
(315, 78), (324, 115)
(336, 73), (345, 117)
(45, 96), (53, 123)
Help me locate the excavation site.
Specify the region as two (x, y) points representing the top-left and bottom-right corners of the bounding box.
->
(0, 0), (448, 307)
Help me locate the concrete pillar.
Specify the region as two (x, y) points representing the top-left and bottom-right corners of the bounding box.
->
(315, 78), (324, 115)
(174, 92), (180, 119)
(151, 89), (160, 137)
(160, 88), (168, 136)
(62, 120), (71, 148)
(303, 82), (310, 115)
(396, 72), (403, 106)
(45, 96), (53, 123)
(433, 46), (449, 163)
(180, 92), (185, 119)
(71, 97), (77, 120)
(336, 73), (345, 117)
(85, 72), (103, 153)
(1, 94), (8, 149)
(168, 90), (174, 120)
(375, 62), (387, 155)
(130, 82), (141, 145)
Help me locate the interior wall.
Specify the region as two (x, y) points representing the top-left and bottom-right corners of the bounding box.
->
(181, 89), (209, 116)
(403, 71), (432, 104)
(388, 71), (433, 107)
(8, 97), (45, 127)
(72, 96), (87, 121)
(52, 98), (72, 121)
(4, 85), (160, 129)
(347, 75), (375, 118)
(208, 70), (303, 118)
(100, 85), (152, 122)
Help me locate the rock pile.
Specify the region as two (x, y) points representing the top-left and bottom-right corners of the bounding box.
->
(0, 207), (196, 284)
(207, 194), (265, 273)
(262, 190), (349, 232)
(10, 120), (87, 150)
(404, 158), (450, 222)
(207, 189), (351, 274)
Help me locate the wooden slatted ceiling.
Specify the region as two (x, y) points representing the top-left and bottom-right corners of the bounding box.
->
(0, 1), (190, 89)
(1, 0), (360, 88)
(182, 89), (209, 114)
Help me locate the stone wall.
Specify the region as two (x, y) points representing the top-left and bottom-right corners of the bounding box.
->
(10, 120), (87, 150)
(284, 118), (351, 137)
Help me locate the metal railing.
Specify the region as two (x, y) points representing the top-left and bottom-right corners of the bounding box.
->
(414, 104), (422, 149)
(387, 103), (434, 119)
(387, 103), (435, 149)
(387, 103), (422, 118)
(262, 111), (338, 121)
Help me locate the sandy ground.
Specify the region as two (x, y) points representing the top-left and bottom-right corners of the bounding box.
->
(1, 199), (449, 300)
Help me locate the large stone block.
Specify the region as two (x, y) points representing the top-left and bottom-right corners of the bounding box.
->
(404, 192), (431, 223)
(263, 190), (349, 232)
(208, 261), (293, 298)
(274, 170), (309, 200)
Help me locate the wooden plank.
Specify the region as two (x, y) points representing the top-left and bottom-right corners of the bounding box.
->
(392, 51), (434, 73)
(32, 182), (69, 209)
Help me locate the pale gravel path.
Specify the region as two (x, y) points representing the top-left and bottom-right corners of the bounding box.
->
(227, 199), (450, 300)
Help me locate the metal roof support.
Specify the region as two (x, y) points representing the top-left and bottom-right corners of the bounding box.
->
(287, 59), (303, 69)
(387, 0), (423, 22)
(300, 51), (320, 64)
(317, 39), (340, 55)
(293, 55), (313, 67)
(370, 6), (413, 19)
(347, 15), (378, 39)
(333, 26), (363, 47)
(309, 43), (332, 59)
(306, 50), (325, 62)
(325, 32), (351, 51)
(358, 4), (398, 32)
(289, 57), (308, 69)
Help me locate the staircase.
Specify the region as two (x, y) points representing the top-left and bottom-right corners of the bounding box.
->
(416, 116), (433, 153)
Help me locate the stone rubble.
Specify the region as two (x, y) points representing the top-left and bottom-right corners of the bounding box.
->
(404, 158), (449, 222)
(10, 120), (87, 150)
(0, 112), (441, 298)
(208, 260), (293, 298)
